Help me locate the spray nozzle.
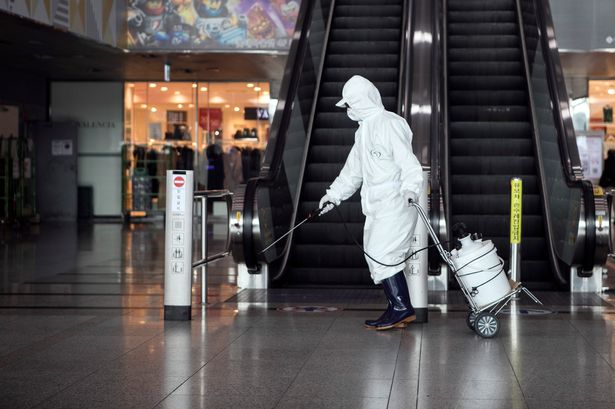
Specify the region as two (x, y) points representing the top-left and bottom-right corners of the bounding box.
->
(452, 222), (470, 251)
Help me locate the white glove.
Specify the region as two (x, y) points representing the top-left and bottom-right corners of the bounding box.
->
(318, 194), (338, 215)
(403, 190), (418, 206)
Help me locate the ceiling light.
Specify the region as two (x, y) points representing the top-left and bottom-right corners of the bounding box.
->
(140, 104), (147, 109)
(174, 91), (180, 95)
(177, 104), (183, 108)
(200, 87), (207, 92)
(254, 86), (261, 92)
(128, 83), (135, 88)
(149, 83), (157, 88)
(192, 83), (197, 88)
(224, 104), (230, 108)
(263, 91), (269, 95)
(234, 106), (240, 112)
(246, 83), (254, 88)
(150, 107), (157, 113)
(609, 89), (615, 95)
(189, 104), (194, 108)
(161, 86), (168, 92)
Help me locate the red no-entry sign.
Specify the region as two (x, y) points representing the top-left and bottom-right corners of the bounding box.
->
(174, 176), (185, 188)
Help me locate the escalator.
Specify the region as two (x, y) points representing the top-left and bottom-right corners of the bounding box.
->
(230, 0), (411, 287)
(440, 0), (609, 288)
(285, 0), (405, 286)
(231, 0), (610, 290)
(445, 0), (551, 286)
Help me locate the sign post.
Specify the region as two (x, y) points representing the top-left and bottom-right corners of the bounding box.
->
(164, 170), (194, 321)
(509, 178), (523, 284)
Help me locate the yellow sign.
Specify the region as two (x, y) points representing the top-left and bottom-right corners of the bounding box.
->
(510, 179), (523, 244)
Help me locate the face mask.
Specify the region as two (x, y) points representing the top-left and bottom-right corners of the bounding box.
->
(346, 106), (360, 122)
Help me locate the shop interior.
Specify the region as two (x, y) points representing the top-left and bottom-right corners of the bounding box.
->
(123, 81), (272, 218)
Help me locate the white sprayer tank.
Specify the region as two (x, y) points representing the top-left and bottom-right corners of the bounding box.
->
(451, 236), (511, 309)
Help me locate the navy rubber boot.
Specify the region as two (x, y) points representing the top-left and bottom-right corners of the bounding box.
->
(375, 271), (416, 330)
(363, 300), (391, 329)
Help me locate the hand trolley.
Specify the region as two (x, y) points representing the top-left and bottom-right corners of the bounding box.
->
(410, 201), (543, 338)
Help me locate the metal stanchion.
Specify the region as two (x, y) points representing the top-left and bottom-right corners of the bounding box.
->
(509, 178), (523, 286)
(201, 196), (207, 305)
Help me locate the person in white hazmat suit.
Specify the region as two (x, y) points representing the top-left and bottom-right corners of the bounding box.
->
(319, 75), (423, 330)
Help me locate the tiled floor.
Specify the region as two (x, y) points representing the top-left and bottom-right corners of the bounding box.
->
(2, 221), (615, 408)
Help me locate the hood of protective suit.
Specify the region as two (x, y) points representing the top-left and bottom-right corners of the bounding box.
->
(336, 75), (385, 121)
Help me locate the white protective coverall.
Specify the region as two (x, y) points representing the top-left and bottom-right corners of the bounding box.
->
(325, 75), (423, 283)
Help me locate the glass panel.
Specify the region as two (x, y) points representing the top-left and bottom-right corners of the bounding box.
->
(257, 0), (333, 261)
(521, 0), (581, 264)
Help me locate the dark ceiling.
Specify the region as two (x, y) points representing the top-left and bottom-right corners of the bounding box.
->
(0, 11), (287, 83)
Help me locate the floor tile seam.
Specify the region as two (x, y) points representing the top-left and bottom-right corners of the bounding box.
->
(414, 325), (423, 409)
(150, 323), (255, 409)
(499, 333), (529, 405)
(271, 311), (353, 409)
(0, 313), (119, 368)
(385, 326), (405, 409)
(567, 319), (615, 372)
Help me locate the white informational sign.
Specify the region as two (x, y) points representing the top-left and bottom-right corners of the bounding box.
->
(172, 175), (187, 213)
(51, 139), (73, 156)
(576, 133), (604, 182)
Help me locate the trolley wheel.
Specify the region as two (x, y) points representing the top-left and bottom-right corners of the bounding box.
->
(466, 311), (477, 330)
(474, 312), (499, 338)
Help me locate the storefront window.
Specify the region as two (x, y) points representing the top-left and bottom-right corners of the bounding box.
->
(122, 81), (270, 218)
(583, 80), (615, 185)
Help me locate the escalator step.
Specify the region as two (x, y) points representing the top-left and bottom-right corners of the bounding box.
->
(291, 244), (369, 268)
(320, 81), (398, 97)
(451, 194), (542, 215)
(335, 5), (402, 18)
(448, 23), (517, 36)
(323, 67), (398, 83)
(311, 128), (356, 145)
(308, 145), (352, 163)
(449, 90), (526, 106)
(449, 121), (531, 139)
(448, 0), (514, 11)
(318, 96), (397, 112)
(329, 28), (400, 42)
(303, 164), (346, 182)
(451, 175), (539, 195)
(326, 54), (399, 68)
(336, 0), (402, 5)
(328, 41), (400, 55)
(448, 61), (522, 76)
(450, 214), (544, 237)
(294, 223), (365, 245)
(285, 268), (371, 286)
(333, 17), (401, 30)
(449, 105), (528, 122)
(448, 11), (516, 23)
(449, 75), (525, 91)
(315, 112), (358, 128)
(450, 138), (533, 156)
(300, 201), (364, 224)
(487, 236), (547, 260)
(448, 35), (519, 48)
(448, 48), (521, 62)
(450, 155), (535, 174)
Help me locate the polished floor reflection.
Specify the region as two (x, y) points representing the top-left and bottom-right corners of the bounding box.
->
(2, 222), (615, 408)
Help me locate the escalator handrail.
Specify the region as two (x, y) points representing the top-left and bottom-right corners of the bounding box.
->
(514, 0), (567, 285)
(429, 0), (443, 243)
(532, 0), (595, 272)
(441, 0), (451, 246)
(398, 0), (412, 118)
(258, 0), (317, 182)
(272, 0), (338, 281)
(533, 0), (584, 181)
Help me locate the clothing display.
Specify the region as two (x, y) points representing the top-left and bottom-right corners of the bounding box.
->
(223, 147), (244, 190)
(206, 143), (225, 190)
